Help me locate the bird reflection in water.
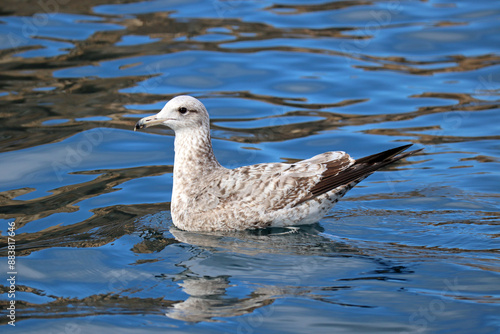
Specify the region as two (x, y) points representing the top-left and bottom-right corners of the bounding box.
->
(140, 224), (399, 322)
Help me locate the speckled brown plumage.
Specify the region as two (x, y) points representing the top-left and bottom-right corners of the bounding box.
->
(135, 96), (422, 232)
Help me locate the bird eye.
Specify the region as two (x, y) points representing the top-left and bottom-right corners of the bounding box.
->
(178, 107), (188, 114)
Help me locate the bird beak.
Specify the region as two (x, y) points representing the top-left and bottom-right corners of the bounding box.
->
(134, 115), (166, 131)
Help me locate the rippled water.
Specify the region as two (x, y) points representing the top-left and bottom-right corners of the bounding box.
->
(0, 0), (499, 332)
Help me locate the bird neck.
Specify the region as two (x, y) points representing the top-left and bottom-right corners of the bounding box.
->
(173, 127), (222, 180)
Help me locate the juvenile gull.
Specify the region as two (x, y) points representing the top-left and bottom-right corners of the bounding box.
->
(135, 96), (421, 232)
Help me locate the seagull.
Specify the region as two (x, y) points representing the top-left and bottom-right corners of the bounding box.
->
(135, 96), (421, 232)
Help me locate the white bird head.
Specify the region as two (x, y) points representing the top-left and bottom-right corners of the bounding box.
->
(134, 95), (210, 132)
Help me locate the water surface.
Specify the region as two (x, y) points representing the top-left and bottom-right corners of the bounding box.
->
(0, 0), (499, 333)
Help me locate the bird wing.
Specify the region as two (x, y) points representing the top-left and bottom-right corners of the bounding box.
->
(194, 151), (354, 212)
(194, 144), (420, 213)
(296, 144), (421, 204)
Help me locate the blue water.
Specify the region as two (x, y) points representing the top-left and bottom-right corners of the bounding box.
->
(0, 0), (499, 332)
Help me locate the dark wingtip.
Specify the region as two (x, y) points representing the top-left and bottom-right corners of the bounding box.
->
(393, 147), (424, 162)
(355, 144), (419, 164)
(296, 144), (423, 205)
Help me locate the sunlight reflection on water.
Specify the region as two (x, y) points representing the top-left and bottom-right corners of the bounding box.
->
(0, 0), (499, 332)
